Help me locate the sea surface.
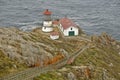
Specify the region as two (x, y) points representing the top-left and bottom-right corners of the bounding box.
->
(0, 0), (120, 40)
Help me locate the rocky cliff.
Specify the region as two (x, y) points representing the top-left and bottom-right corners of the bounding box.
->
(0, 27), (86, 77)
(34, 33), (120, 80)
(0, 27), (120, 80)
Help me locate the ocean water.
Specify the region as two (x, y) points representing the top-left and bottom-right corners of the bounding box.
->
(0, 0), (120, 40)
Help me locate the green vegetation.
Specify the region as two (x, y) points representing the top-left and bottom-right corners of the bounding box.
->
(32, 32), (120, 80)
(0, 50), (27, 77)
(0, 27), (87, 78)
(0, 28), (120, 80)
(74, 45), (120, 80)
(34, 71), (65, 80)
(34, 43), (120, 80)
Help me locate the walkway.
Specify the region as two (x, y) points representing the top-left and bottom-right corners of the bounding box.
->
(0, 45), (89, 80)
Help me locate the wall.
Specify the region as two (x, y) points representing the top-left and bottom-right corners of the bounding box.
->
(50, 35), (59, 40)
(63, 26), (78, 36)
(42, 27), (53, 32)
(43, 21), (52, 27)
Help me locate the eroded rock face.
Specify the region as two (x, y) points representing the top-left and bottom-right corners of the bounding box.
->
(0, 27), (55, 66)
(90, 32), (118, 47)
(0, 27), (87, 66)
(1, 27), (85, 67)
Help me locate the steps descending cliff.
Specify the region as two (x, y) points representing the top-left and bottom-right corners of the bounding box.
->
(0, 27), (120, 80)
(0, 27), (87, 77)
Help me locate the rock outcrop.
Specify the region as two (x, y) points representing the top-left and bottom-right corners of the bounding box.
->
(0, 27), (54, 66)
(0, 27), (85, 66)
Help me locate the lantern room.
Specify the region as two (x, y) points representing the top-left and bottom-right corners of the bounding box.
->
(43, 9), (52, 21)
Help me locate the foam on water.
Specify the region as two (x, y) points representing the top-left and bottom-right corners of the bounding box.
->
(20, 25), (40, 31)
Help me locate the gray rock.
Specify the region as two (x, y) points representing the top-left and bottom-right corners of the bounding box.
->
(68, 72), (77, 80)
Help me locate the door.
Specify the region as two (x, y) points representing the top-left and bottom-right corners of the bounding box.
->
(69, 31), (75, 36)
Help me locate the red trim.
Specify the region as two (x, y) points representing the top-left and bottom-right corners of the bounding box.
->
(43, 9), (52, 15)
(50, 32), (59, 36)
(59, 17), (77, 30)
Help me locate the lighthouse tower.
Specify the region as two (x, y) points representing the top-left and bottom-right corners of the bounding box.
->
(42, 9), (53, 32)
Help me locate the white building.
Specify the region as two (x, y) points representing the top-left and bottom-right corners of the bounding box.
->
(59, 17), (79, 36)
(50, 32), (59, 40)
(42, 9), (53, 32)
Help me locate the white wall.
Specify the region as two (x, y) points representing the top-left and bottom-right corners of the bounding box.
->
(43, 21), (52, 27)
(42, 27), (53, 32)
(50, 35), (59, 40)
(63, 26), (78, 36)
(59, 24), (64, 32)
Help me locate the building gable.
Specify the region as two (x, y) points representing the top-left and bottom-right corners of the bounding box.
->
(59, 17), (78, 30)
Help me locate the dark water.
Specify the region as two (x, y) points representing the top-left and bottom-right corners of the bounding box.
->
(0, 0), (120, 40)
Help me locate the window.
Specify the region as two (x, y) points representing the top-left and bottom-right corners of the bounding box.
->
(71, 28), (72, 30)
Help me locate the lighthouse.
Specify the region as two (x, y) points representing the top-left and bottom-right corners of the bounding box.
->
(42, 9), (53, 32)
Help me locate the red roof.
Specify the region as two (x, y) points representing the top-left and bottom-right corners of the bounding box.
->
(50, 32), (59, 36)
(59, 17), (77, 30)
(52, 20), (59, 25)
(43, 9), (52, 15)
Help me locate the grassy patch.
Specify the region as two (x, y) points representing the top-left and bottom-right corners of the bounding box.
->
(33, 71), (65, 80)
(74, 46), (120, 79)
(0, 50), (27, 77)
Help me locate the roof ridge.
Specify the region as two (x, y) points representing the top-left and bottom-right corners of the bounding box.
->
(59, 17), (77, 30)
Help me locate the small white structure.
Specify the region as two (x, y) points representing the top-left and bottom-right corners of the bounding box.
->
(59, 17), (79, 36)
(42, 9), (53, 32)
(50, 32), (59, 40)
